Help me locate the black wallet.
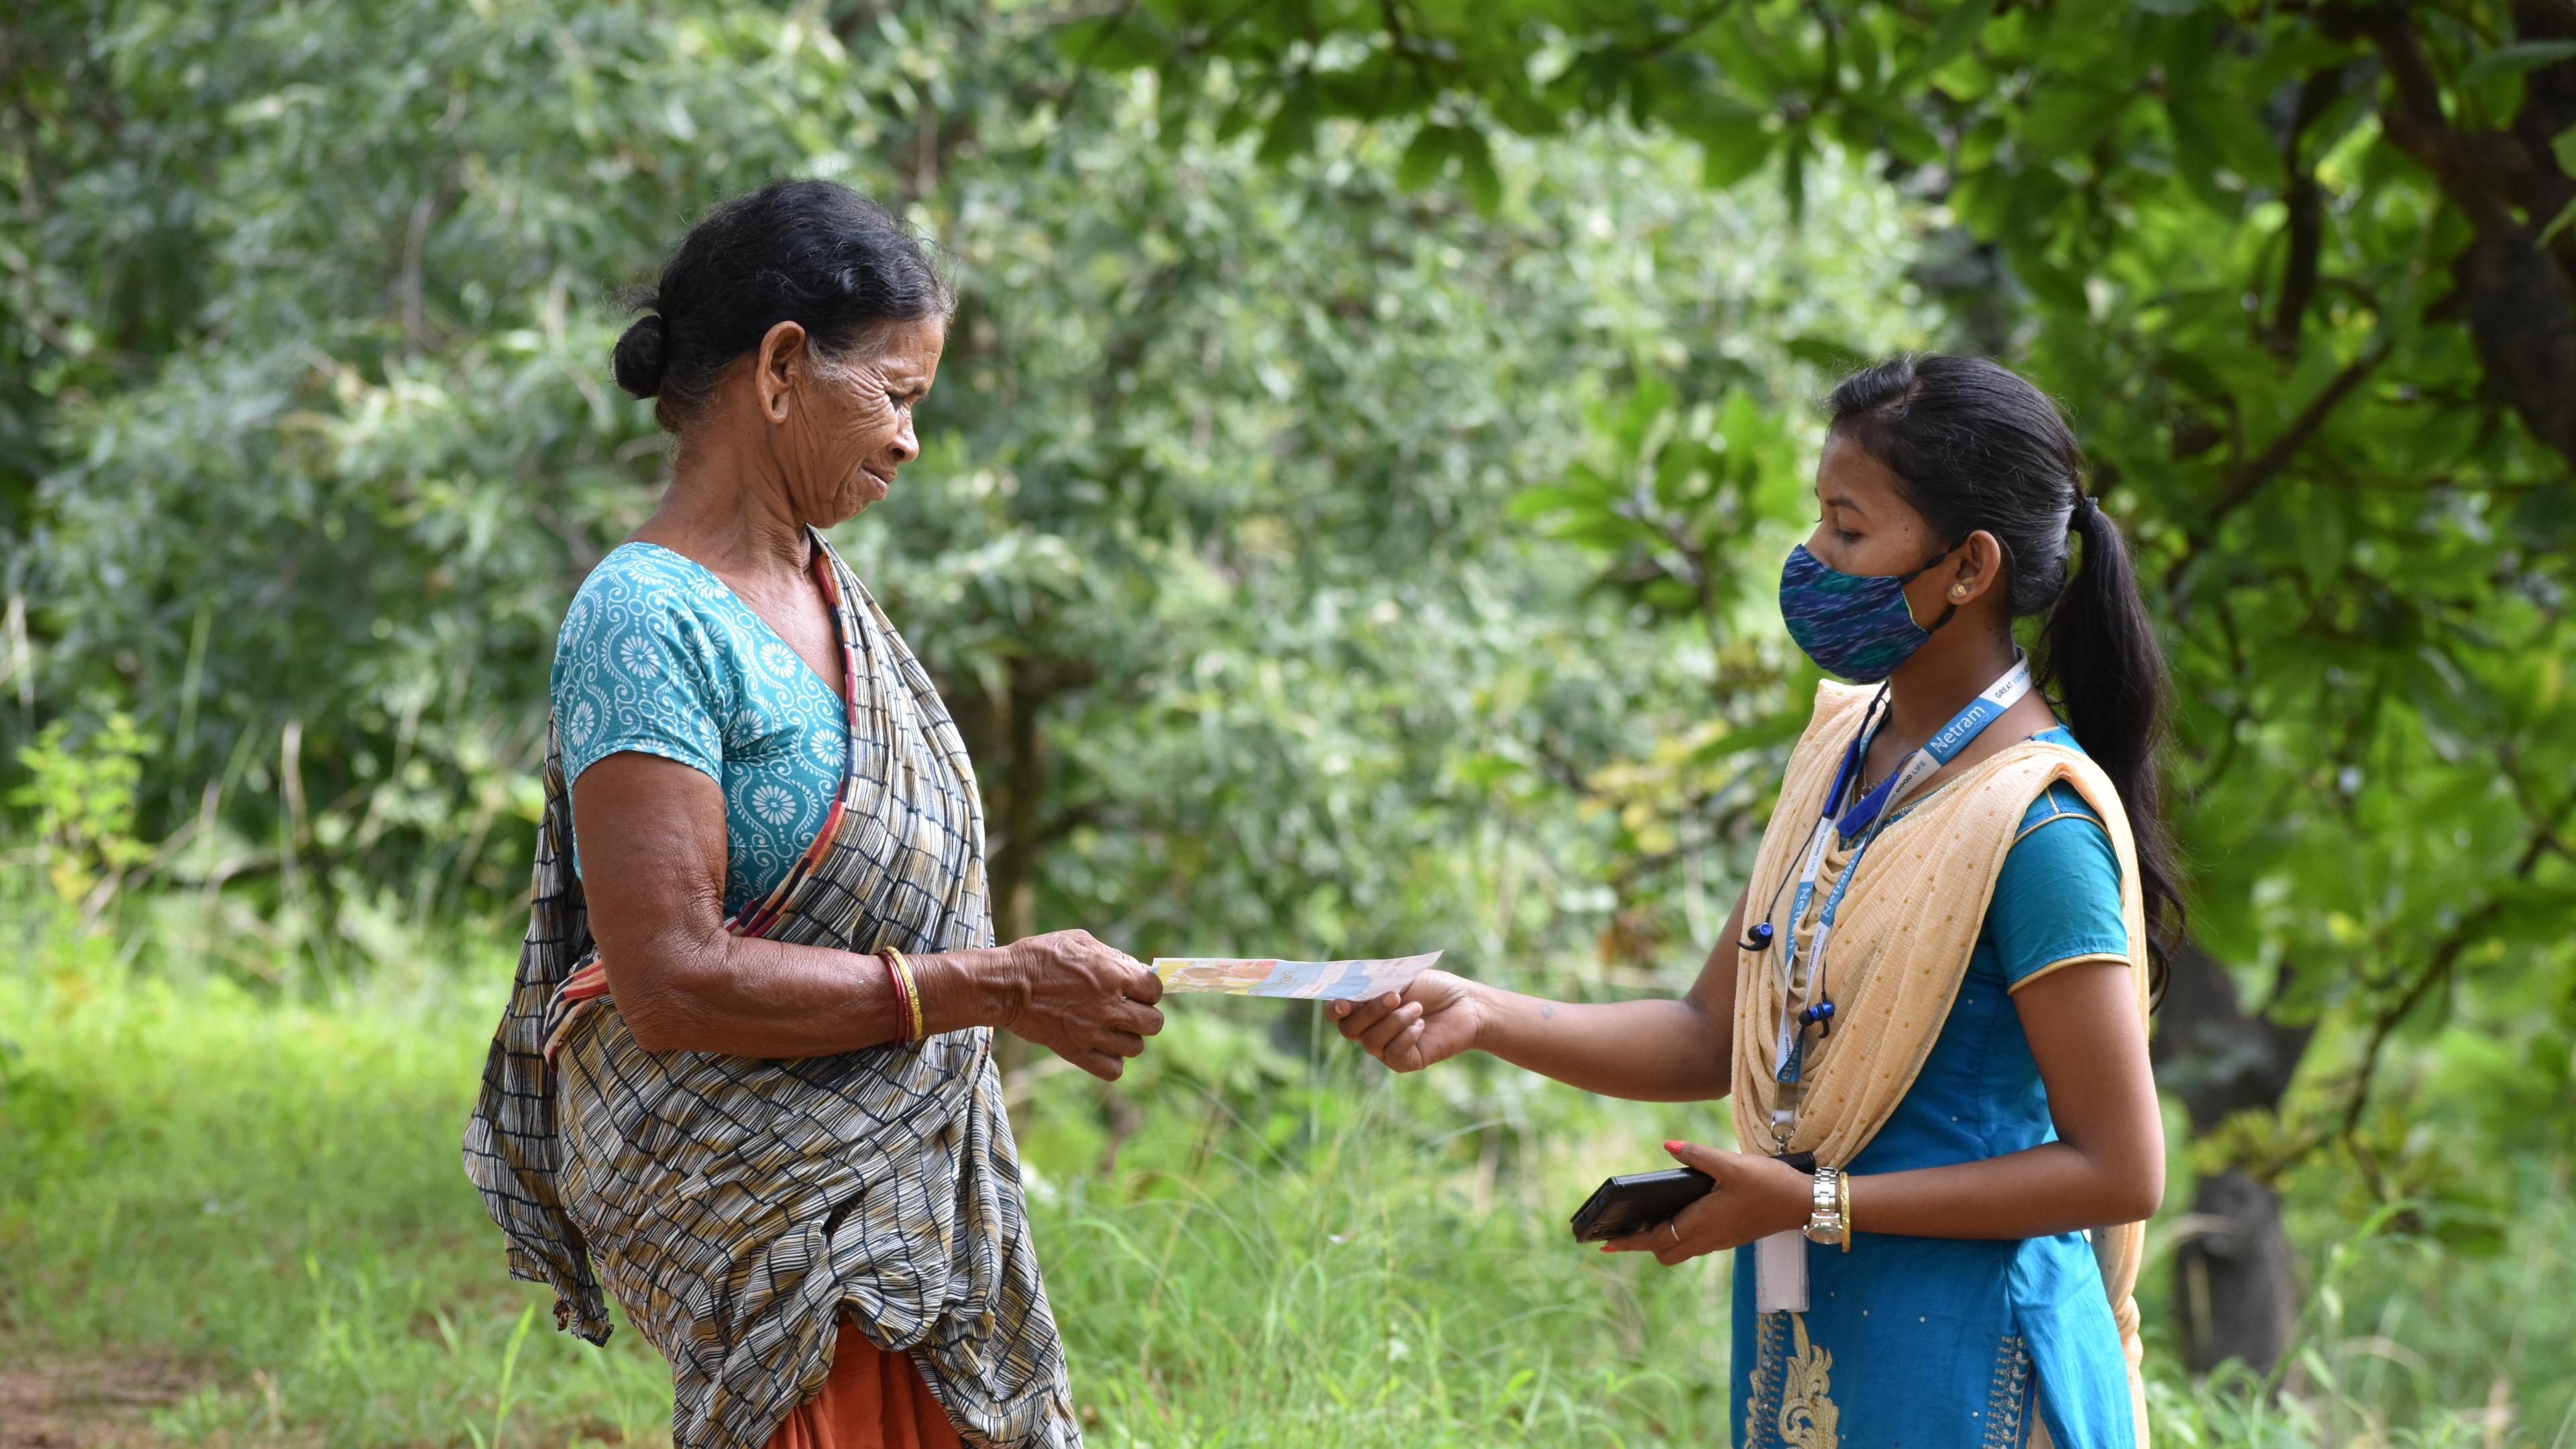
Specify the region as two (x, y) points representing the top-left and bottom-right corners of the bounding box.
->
(1566, 1153), (1816, 1244)
(1567, 1167), (1716, 1243)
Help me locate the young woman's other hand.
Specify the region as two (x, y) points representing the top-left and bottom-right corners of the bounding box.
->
(1601, 1140), (1812, 1265)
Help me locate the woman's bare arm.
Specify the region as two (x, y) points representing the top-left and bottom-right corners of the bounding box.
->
(1604, 958), (2163, 1261)
(1331, 889), (1745, 1102)
(573, 751), (1163, 1077)
(1839, 959), (2164, 1234)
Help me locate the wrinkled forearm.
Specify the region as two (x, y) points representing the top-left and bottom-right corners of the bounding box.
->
(611, 931), (1022, 1057)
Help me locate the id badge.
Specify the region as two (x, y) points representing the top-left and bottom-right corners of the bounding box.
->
(1755, 1230), (1809, 1313)
(1754, 1150), (1815, 1314)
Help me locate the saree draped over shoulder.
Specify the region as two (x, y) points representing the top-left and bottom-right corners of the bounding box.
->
(462, 533), (1080, 1449)
(1731, 682), (2153, 1449)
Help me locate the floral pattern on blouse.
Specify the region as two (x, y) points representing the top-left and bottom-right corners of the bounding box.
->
(550, 542), (847, 919)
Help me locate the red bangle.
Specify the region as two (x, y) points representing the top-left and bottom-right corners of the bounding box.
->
(878, 947), (923, 1044)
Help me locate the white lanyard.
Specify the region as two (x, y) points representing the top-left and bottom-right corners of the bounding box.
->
(1762, 655), (2034, 1137)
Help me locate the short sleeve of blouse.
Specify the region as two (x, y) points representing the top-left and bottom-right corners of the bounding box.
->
(1990, 784), (2131, 991)
(550, 549), (733, 786)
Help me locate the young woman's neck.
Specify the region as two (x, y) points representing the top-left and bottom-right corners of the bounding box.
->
(1881, 621), (2020, 745)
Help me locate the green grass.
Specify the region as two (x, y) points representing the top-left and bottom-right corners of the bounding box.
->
(3, 900), (2570, 1447)
(0, 924), (672, 1446)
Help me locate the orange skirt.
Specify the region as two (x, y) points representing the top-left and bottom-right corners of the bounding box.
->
(764, 1322), (964, 1449)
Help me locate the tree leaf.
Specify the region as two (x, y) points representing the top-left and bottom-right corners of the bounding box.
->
(2023, 78), (2133, 161)
(1257, 90), (1318, 164)
(1907, 0), (1996, 82)
(2459, 40), (2576, 88)
(1453, 126), (1503, 213)
(1875, 105), (1945, 166)
(1054, 13), (1161, 69)
(1696, 120), (1774, 188)
(1397, 123), (1458, 192)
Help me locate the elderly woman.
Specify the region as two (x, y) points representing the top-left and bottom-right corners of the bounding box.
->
(466, 180), (1161, 1449)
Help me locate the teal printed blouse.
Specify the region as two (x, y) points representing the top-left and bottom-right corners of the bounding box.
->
(1733, 728), (2138, 1449)
(550, 542), (848, 920)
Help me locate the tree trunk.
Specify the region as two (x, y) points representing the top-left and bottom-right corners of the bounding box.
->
(945, 655), (1096, 1077)
(2150, 941), (2316, 1376)
(945, 656), (1056, 950)
(987, 661), (1047, 949)
(2174, 1169), (2302, 1375)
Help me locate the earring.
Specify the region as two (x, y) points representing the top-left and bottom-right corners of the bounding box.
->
(1949, 584), (1969, 600)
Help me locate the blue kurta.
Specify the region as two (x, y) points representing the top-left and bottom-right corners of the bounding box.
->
(1732, 728), (2137, 1449)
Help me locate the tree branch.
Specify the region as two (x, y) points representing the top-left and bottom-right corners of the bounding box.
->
(2320, 1), (2576, 462)
(2333, 788), (2576, 1142)
(2167, 344), (2387, 593)
(1375, 0), (1440, 105)
(2268, 65), (2351, 354)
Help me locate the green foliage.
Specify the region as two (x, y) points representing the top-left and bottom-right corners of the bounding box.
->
(8, 710), (154, 908)
(1, 0), (1926, 979)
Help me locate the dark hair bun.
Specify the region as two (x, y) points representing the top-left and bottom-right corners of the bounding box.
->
(612, 313), (668, 398)
(614, 180), (954, 429)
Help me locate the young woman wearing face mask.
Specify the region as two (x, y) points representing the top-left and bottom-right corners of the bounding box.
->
(1334, 355), (2174, 1448)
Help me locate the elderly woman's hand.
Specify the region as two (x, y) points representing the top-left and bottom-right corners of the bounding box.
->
(998, 929), (1165, 1081)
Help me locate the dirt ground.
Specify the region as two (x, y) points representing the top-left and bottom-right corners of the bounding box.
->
(0, 1358), (199, 1449)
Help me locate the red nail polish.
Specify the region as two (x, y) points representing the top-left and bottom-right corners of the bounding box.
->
(1664, 1140), (1683, 1152)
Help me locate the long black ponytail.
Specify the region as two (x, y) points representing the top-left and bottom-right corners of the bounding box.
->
(1827, 354), (2183, 991)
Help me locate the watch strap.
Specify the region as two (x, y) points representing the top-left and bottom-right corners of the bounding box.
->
(1803, 1165), (1848, 1245)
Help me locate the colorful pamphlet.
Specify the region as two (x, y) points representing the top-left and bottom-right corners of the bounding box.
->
(1151, 951), (1442, 1000)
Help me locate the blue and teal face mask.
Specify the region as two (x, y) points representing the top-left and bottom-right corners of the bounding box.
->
(1777, 541), (1960, 682)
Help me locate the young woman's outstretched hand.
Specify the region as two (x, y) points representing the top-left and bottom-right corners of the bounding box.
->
(1329, 969), (1484, 1072)
(1326, 894), (1748, 1102)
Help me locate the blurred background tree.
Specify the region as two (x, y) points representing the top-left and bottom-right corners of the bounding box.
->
(1, 0), (1913, 958)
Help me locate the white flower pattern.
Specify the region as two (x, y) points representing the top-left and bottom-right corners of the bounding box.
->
(551, 543), (846, 918)
(747, 782), (802, 826)
(617, 633), (665, 678)
(809, 720), (847, 769)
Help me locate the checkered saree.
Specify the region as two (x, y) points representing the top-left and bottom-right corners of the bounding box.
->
(462, 533), (1079, 1449)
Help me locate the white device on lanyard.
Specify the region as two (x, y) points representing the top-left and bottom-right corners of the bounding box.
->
(1749, 655), (2035, 1314)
